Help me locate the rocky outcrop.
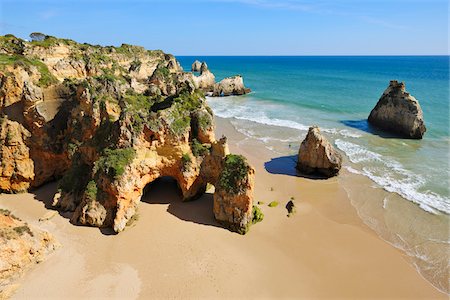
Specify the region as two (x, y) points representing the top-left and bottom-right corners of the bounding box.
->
(0, 34), (256, 234)
(214, 154), (255, 234)
(191, 60), (201, 72)
(193, 62), (215, 91)
(0, 117), (34, 192)
(297, 126), (342, 178)
(0, 209), (58, 298)
(212, 75), (251, 97)
(368, 80), (426, 139)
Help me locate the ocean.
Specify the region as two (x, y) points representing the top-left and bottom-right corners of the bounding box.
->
(178, 56), (450, 292)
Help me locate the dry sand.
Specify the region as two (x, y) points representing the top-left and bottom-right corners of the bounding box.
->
(0, 117), (446, 299)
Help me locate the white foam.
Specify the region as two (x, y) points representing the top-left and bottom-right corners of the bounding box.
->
(336, 139), (450, 215)
(208, 97), (361, 139)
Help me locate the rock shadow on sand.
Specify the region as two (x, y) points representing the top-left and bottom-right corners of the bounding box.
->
(140, 177), (224, 230)
(264, 155), (330, 180)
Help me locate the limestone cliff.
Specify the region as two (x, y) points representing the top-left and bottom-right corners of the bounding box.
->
(0, 34), (256, 234)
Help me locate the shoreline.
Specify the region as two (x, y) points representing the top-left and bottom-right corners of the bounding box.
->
(0, 116), (446, 299)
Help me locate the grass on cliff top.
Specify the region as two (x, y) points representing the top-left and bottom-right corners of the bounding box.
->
(0, 35), (25, 54)
(94, 148), (136, 180)
(217, 154), (250, 195)
(0, 54), (58, 87)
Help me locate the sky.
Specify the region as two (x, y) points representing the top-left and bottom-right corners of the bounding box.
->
(0, 0), (448, 55)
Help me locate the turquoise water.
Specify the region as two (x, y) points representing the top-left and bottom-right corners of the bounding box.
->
(179, 56), (450, 214)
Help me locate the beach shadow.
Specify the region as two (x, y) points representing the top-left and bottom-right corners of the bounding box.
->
(31, 180), (117, 236)
(31, 181), (74, 220)
(340, 119), (403, 139)
(141, 177), (223, 230)
(264, 155), (330, 180)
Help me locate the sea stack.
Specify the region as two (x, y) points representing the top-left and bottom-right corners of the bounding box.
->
(296, 126), (342, 178)
(191, 60), (201, 72)
(368, 80), (426, 139)
(212, 75), (251, 96)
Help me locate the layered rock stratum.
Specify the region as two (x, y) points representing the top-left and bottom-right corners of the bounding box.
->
(368, 80), (426, 139)
(297, 126), (342, 178)
(0, 34), (256, 234)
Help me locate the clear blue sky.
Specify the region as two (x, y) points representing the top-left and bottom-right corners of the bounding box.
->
(0, 0), (448, 55)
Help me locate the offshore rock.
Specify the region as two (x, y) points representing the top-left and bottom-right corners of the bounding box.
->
(191, 60), (202, 72)
(297, 126), (342, 178)
(368, 80), (426, 139)
(212, 75), (251, 97)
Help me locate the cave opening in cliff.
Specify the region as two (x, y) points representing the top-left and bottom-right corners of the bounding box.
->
(141, 176), (183, 205)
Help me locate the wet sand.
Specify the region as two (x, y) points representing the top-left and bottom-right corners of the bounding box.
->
(0, 117), (446, 299)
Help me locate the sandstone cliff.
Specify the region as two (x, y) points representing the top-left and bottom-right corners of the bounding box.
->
(368, 80), (426, 139)
(0, 34), (256, 234)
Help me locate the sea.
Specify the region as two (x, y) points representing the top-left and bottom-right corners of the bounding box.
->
(178, 56), (450, 293)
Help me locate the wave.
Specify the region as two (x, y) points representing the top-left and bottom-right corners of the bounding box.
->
(337, 140), (450, 215)
(207, 97), (362, 138)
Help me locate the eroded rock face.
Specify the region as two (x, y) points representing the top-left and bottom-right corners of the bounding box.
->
(0, 117), (34, 192)
(212, 75), (251, 97)
(368, 80), (426, 139)
(214, 154), (255, 234)
(297, 126), (342, 178)
(0, 34), (255, 234)
(0, 209), (58, 298)
(191, 60), (201, 72)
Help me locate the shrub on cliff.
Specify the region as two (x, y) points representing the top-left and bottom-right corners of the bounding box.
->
(217, 154), (251, 195)
(94, 148), (136, 179)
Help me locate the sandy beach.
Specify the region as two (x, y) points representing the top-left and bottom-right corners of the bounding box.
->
(0, 116), (445, 299)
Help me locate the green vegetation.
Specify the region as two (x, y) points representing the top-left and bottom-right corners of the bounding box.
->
(0, 54), (58, 87)
(13, 225), (33, 237)
(58, 162), (91, 193)
(85, 180), (98, 201)
(181, 153), (192, 171)
(252, 205), (264, 224)
(130, 59), (142, 71)
(268, 201), (279, 207)
(257, 201), (265, 205)
(191, 139), (209, 157)
(94, 148), (136, 179)
(0, 35), (25, 54)
(168, 90), (205, 136)
(217, 154), (250, 195)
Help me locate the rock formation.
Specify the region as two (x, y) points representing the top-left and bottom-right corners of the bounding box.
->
(191, 60), (201, 72)
(297, 126), (342, 178)
(0, 209), (58, 297)
(0, 34), (256, 234)
(212, 75), (251, 97)
(368, 80), (426, 139)
(213, 154), (255, 234)
(192, 62), (215, 91)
